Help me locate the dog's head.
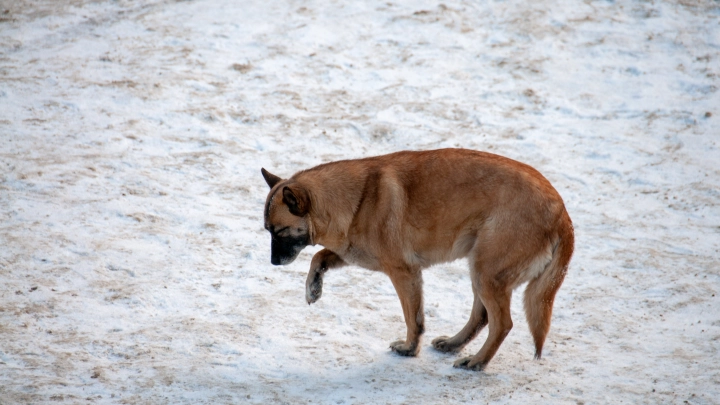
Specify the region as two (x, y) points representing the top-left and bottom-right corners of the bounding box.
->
(261, 168), (312, 265)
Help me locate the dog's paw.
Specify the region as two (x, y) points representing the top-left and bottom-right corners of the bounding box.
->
(431, 336), (461, 353)
(389, 340), (419, 357)
(306, 280), (322, 304)
(453, 356), (486, 371)
(305, 270), (324, 305)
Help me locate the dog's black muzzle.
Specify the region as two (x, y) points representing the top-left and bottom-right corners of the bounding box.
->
(270, 234), (308, 265)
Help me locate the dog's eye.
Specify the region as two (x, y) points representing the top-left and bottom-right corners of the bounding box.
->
(274, 226), (290, 237)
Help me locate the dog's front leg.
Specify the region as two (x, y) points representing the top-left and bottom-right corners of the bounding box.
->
(306, 249), (345, 304)
(387, 268), (424, 357)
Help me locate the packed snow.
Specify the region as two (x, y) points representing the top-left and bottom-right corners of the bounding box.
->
(1, 0), (719, 403)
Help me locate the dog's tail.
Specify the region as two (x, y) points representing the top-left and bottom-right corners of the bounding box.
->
(523, 211), (574, 359)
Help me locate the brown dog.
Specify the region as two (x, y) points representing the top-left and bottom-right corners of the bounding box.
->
(261, 148), (574, 370)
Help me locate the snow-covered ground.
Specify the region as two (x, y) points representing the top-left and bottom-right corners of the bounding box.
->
(1, 0), (719, 403)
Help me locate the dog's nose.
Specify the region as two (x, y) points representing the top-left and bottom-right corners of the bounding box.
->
(270, 256), (282, 266)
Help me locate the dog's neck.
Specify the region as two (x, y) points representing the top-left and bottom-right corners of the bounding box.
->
(294, 168), (366, 251)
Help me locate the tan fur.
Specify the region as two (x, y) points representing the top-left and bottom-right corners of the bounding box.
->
(262, 148), (574, 370)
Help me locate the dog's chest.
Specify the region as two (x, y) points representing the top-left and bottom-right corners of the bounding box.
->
(340, 243), (380, 271)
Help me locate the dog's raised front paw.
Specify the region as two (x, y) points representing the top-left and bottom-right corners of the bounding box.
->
(389, 340), (419, 357)
(305, 267), (324, 305)
(453, 356), (486, 371)
(306, 278), (322, 304)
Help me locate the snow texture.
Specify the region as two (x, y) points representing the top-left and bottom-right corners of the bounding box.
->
(1, 0), (719, 403)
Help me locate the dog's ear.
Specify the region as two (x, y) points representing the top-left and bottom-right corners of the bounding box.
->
(261, 168), (282, 188)
(282, 184), (310, 216)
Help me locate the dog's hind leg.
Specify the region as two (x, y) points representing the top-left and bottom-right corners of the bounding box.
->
(306, 249), (345, 304)
(387, 267), (424, 357)
(453, 273), (513, 371)
(431, 281), (488, 353)
(453, 248), (515, 371)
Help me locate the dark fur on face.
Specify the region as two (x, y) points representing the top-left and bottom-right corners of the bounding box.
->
(262, 168), (312, 265)
(267, 225), (309, 265)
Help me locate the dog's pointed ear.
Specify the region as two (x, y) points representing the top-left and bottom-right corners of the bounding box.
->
(282, 185), (310, 216)
(261, 168), (282, 189)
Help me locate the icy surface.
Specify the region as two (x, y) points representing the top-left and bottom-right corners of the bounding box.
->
(1, 0), (719, 403)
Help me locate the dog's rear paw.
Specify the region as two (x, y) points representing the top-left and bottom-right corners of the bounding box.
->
(453, 356), (486, 371)
(389, 340), (419, 357)
(431, 336), (461, 353)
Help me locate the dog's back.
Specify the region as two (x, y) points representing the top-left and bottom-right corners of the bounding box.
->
(295, 148), (570, 272)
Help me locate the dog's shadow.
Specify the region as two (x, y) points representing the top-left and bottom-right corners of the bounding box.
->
(220, 344), (513, 404)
